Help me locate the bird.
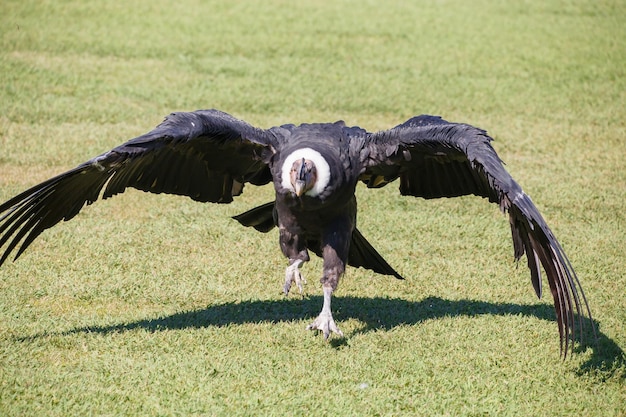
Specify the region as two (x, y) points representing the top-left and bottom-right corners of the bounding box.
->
(0, 109), (593, 355)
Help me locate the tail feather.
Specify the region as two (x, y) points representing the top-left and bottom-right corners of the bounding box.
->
(232, 201), (276, 233)
(232, 202), (403, 279)
(349, 228), (403, 279)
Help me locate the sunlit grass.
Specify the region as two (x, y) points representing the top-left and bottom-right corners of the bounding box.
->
(1, 0), (625, 415)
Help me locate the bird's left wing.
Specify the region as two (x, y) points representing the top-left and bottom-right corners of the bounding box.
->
(360, 115), (594, 356)
(0, 109), (276, 265)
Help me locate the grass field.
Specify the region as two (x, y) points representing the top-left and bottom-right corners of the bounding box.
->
(1, 0), (625, 415)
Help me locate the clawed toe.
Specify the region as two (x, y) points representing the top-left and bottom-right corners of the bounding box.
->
(306, 313), (344, 339)
(284, 260), (306, 295)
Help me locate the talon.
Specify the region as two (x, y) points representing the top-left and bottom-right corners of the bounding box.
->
(284, 259), (306, 295)
(306, 312), (344, 339)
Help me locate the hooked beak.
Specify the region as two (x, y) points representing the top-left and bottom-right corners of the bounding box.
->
(294, 179), (307, 197)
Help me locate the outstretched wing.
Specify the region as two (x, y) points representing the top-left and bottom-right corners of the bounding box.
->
(361, 115), (594, 356)
(0, 109), (276, 265)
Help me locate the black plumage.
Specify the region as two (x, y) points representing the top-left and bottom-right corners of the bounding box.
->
(0, 109), (593, 355)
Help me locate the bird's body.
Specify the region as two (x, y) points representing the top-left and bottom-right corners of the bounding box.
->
(0, 110), (594, 354)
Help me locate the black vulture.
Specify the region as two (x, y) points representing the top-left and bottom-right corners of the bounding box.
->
(0, 110), (593, 355)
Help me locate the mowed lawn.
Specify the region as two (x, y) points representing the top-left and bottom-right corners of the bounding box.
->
(1, 0), (624, 415)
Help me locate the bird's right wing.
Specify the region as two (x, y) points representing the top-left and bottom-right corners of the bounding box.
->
(0, 110), (276, 265)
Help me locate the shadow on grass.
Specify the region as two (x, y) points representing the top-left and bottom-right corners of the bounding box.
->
(18, 295), (624, 380)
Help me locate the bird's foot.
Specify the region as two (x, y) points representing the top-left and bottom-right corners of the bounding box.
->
(306, 312), (344, 340)
(283, 259), (306, 295)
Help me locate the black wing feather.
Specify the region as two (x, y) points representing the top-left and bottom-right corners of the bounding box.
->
(0, 110), (275, 265)
(362, 115), (594, 356)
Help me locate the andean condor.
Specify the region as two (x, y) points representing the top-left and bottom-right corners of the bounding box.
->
(0, 110), (594, 355)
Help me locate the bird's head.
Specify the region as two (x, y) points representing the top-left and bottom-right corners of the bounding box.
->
(280, 147), (330, 198)
(290, 158), (318, 197)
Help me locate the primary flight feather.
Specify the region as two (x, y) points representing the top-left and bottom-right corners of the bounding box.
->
(0, 109), (593, 355)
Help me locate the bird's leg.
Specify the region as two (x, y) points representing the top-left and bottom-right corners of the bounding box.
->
(279, 224), (309, 296)
(306, 238), (347, 339)
(306, 283), (343, 339)
(284, 258), (307, 295)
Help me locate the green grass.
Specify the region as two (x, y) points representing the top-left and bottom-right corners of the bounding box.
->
(1, 0), (625, 415)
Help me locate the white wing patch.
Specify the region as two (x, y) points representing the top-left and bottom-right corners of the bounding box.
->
(281, 148), (331, 197)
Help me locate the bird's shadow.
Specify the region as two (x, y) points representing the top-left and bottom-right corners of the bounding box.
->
(17, 295), (623, 380)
